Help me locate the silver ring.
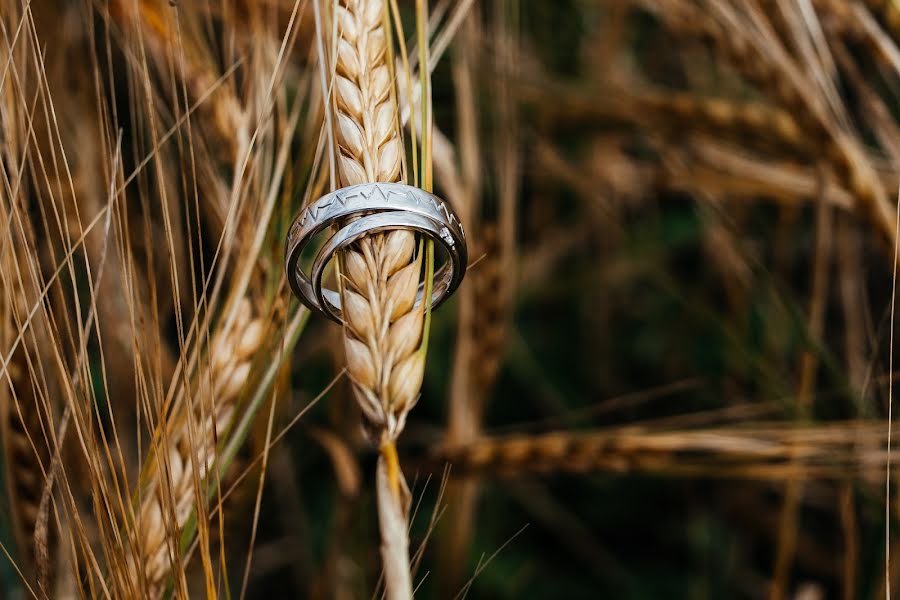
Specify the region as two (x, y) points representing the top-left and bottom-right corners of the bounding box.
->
(312, 211), (465, 321)
(284, 182), (467, 321)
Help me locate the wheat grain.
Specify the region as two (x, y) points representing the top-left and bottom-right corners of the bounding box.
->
(131, 299), (266, 597)
(326, 1), (425, 597)
(543, 85), (808, 154)
(429, 424), (900, 480)
(331, 0), (425, 448)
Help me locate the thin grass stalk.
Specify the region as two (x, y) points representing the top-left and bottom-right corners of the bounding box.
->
(0, 7), (133, 593)
(770, 189), (833, 600)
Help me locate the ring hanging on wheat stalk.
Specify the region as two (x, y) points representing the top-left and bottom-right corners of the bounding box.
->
(285, 182), (467, 321)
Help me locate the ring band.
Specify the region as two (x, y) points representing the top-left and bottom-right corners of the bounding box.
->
(311, 211), (465, 321)
(284, 182), (467, 321)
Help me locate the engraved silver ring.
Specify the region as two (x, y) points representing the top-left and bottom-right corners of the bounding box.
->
(284, 182), (467, 322)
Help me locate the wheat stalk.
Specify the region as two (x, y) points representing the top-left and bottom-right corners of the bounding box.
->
(860, 0), (900, 41)
(332, 0), (424, 443)
(110, 0), (244, 164)
(647, 0), (898, 253)
(131, 298), (267, 597)
(0, 260), (50, 588)
(429, 423), (900, 480)
(109, 4), (307, 592)
(326, 0), (427, 597)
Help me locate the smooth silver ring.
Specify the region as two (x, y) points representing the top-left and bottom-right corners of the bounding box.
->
(312, 211), (465, 322)
(284, 182), (467, 320)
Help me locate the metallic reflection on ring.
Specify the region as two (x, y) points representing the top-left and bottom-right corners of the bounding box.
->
(312, 211), (464, 322)
(284, 182), (467, 321)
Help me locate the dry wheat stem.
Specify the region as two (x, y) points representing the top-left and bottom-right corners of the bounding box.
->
(117, 7), (308, 593)
(328, 0), (423, 598)
(646, 0), (898, 251)
(131, 298), (266, 597)
(429, 424), (900, 480)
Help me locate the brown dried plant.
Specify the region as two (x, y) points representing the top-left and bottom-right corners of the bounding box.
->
(439, 7), (519, 591)
(0, 209), (55, 592)
(16, 0), (900, 597)
(325, 0), (429, 597)
(332, 0), (424, 446)
(0, 1), (314, 597)
(427, 422), (900, 481)
(112, 5), (312, 596)
(130, 299), (270, 597)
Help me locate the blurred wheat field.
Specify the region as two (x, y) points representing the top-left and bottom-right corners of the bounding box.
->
(6, 0), (900, 598)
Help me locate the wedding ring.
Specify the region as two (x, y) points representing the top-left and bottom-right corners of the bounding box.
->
(311, 211), (465, 321)
(285, 182), (467, 322)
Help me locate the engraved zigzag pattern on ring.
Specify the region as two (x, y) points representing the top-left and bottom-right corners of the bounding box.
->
(292, 183), (465, 237)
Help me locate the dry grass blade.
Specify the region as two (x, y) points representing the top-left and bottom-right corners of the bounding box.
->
(440, 5), (518, 591)
(770, 181), (834, 600)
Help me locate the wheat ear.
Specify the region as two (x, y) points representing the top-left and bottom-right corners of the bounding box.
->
(330, 0), (423, 597)
(333, 0), (423, 441)
(428, 424), (897, 479)
(0, 314), (49, 588)
(132, 299), (266, 597)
